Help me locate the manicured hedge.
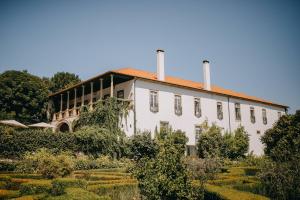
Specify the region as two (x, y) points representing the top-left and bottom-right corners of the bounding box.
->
(0, 189), (20, 199)
(87, 183), (139, 200)
(204, 184), (269, 200)
(47, 187), (111, 200)
(51, 178), (87, 195)
(243, 167), (260, 176)
(0, 129), (77, 158)
(20, 180), (52, 195)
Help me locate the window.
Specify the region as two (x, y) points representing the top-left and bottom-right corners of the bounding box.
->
(117, 90), (124, 99)
(262, 109), (267, 125)
(217, 102), (223, 120)
(257, 130), (261, 134)
(194, 98), (201, 118)
(174, 95), (182, 116)
(278, 112), (282, 119)
(160, 121), (169, 132)
(150, 90), (159, 113)
(250, 107), (255, 123)
(235, 103), (241, 121)
(195, 125), (202, 143)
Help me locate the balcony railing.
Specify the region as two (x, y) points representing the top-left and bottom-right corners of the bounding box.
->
(52, 98), (132, 121)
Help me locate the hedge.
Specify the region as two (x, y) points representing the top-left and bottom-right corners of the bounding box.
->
(46, 187), (111, 200)
(51, 178), (87, 195)
(13, 193), (47, 200)
(0, 129), (77, 158)
(87, 183), (139, 200)
(0, 189), (20, 199)
(20, 180), (52, 195)
(204, 184), (269, 200)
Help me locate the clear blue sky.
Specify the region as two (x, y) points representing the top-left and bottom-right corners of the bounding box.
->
(0, 0), (299, 113)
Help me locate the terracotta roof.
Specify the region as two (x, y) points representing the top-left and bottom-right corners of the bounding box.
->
(112, 68), (287, 108)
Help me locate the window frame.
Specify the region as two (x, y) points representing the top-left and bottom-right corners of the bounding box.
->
(174, 94), (182, 116)
(235, 103), (241, 121)
(250, 107), (256, 124)
(217, 102), (223, 120)
(194, 98), (201, 118)
(262, 109), (267, 125)
(149, 90), (159, 113)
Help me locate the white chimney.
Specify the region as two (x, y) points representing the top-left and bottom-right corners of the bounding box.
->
(156, 49), (165, 81)
(203, 60), (211, 91)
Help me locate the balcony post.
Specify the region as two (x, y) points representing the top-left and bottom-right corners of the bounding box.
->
(66, 91), (70, 117)
(90, 82), (94, 110)
(100, 78), (103, 100)
(81, 85), (85, 107)
(59, 94), (63, 120)
(73, 88), (77, 116)
(110, 74), (114, 97)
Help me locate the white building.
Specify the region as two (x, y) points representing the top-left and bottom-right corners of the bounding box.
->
(49, 50), (288, 155)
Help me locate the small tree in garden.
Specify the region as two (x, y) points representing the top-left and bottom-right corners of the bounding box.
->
(134, 129), (193, 200)
(197, 122), (223, 158)
(259, 110), (300, 200)
(127, 131), (159, 161)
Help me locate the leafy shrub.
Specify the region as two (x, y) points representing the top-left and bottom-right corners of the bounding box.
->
(74, 126), (120, 157)
(259, 111), (300, 200)
(20, 180), (52, 195)
(134, 129), (194, 199)
(17, 148), (74, 179)
(186, 157), (222, 184)
(0, 160), (18, 171)
(197, 122), (223, 158)
(51, 178), (87, 195)
(126, 131), (158, 161)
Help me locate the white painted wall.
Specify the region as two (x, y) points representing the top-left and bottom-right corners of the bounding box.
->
(134, 79), (285, 155)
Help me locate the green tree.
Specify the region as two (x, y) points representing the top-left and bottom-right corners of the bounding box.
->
(127, 131), (159, 161)
(0, 70), (48, 123)
(259, 110), (300, 199)
(197, 122), (223, 158)
(50, 72), (81, 93)
(134, 129), (193, 200)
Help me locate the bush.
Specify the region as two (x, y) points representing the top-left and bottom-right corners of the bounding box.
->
(51, 178), (87, 195)
(0, 189), (20, 199)
(197, 122), (223, 158)
(0, 128), (77, 158)
(126, 131), (158, 161)
(134, 129), (194, 199)
(0, 160), (18, 171)
(20, 180), (52, 195)
(17, 148), (74, 179)
(74, 126), (120, 157)
(259, 111), (300, 199)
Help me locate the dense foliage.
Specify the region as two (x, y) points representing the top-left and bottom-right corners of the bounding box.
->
(49, 72), (81, 93)
(197, 122), (249, 159)
(259, 111), (300, 200)
(0, 70), (49, 123)
(127, 131), (159, 161)
(17, 148), (74, 179)
(134, 129), (196, 200)
(0, 126), (77, 158)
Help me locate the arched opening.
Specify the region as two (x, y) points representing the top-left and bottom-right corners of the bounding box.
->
(58, 122), (70, 132)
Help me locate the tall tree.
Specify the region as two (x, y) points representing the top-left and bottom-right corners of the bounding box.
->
(0, 70), (48, 123)
(50, 72), (81, 93)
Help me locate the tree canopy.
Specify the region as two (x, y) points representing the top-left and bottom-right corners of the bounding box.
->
(0, 70), (48, 123)
(50, 72), (81, 93)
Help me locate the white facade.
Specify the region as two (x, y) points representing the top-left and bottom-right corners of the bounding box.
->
(113, 78), (285, 155)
